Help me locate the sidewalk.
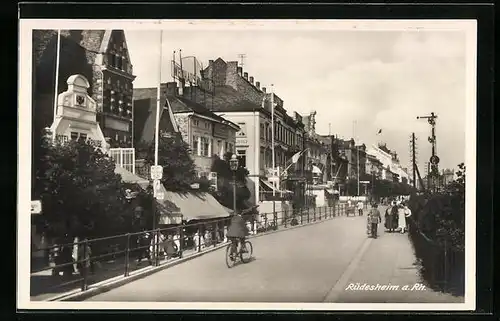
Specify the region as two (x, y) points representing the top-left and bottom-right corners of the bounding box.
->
(331, 224), (465, 303)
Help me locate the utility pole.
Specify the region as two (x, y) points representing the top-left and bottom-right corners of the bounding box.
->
(411, 133), (417, 189)
(417, 112), (439, 192)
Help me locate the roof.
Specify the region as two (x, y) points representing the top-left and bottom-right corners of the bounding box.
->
(133, 87), (180, 144)
(209, 86), (267, 114)
(114, 166), (149, 189)
(168, 95), (240, 130)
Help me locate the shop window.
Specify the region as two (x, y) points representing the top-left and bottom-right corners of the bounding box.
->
(79, 133), (87, 142)
(70, 132), (79, 140)
(201, 137), (209, 157)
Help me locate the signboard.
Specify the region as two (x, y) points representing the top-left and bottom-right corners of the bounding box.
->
(236, 138), (249, 146)
(31, 200), (42, 214)
(153, 179), (161, 192)
(155, 192), (165, 200)
(212, 124), (228, 139)
(150, 165), (163, 180)
(359, 180), (370, 184)
(430, 155), (440, 165)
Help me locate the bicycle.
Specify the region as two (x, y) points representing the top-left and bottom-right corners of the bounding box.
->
(225, 239), (253, 268)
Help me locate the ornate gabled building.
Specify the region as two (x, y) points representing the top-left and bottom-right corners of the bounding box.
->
(32, 29), (136, 148)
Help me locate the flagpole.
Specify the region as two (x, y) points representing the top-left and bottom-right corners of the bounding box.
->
(172, 50), (176, 82)
(53, 29), (61, 125)
(271, 84), (275, 197)
(155, 30), (163, 167)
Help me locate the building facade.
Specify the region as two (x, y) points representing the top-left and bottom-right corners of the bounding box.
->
(180, 57), (307, 204)
(302, 111), (328, 185)
(33, 29), (136, 148)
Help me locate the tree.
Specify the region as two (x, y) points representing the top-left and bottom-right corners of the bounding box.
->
(210, 152), (251, 210)
(136, 132), (202, 192)
(32, 133), (131, 240)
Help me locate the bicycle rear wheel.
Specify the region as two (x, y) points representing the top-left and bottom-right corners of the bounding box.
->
(240, 241), (253, 263)
(225, 244), (236, 268)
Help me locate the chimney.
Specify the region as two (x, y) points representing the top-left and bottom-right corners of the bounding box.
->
(243, 72), (248, 80)
(249, 76), (254, 84)
(256, 81), (260, 89)
(262, 87), (266, 93)
(237, 67), (242, 76)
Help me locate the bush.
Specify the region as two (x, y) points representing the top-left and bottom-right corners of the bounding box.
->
(407, 163), (465, 295)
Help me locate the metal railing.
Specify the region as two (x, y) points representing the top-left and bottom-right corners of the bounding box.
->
(30, 204), (347, 300)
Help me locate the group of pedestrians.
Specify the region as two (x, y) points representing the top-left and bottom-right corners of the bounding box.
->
(365, 198), (412, 239)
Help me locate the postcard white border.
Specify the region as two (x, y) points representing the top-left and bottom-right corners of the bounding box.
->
(18, 19), (477, 311)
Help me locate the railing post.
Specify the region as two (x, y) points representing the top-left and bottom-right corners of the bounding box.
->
(178, 226), (184, 259)
(444, 238), (448, 292)
(284, 209), (288, 228)
(273, 211), (278, 230)
(313, 206), (316, 221)
(81, 239), (89, 292)
(197, 227), (202, 253)
(300, 208), (303, 225)
(251, 215), (255, 235)
(307, 207), (310, 223)
(215, 221), (219, 246)
(124, 233), (131, 277)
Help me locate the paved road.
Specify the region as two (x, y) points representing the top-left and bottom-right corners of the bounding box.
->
(86, 207), (463, 303)
(88, 215), (369, 302)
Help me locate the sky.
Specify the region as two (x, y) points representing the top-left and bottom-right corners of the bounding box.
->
(125, 23), (470, 174)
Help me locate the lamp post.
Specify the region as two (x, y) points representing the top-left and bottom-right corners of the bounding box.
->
(229, 154), (239, 215)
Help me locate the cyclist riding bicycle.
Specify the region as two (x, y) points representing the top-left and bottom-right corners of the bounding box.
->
(226, 211), (249, 256)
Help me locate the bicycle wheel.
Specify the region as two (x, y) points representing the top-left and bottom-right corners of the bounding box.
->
(225, 244), (236, 268)
(240, 241), (253, 263)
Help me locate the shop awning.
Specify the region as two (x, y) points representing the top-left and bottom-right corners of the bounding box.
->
(163, 191), (231, 221)
(114, 166), (150, 189)
(259, 178), (293, 194)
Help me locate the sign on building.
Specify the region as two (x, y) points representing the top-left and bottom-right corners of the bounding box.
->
(150, 165), (163, 180)
(208, 172), (218, 191)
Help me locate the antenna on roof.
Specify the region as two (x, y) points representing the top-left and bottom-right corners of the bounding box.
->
(238, 53), (246, 67)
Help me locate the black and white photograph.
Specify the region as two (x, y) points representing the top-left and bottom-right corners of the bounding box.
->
(18, 19), (477, 310)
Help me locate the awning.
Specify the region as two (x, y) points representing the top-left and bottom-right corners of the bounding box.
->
(223, 206), (234, 215)
(312, 165), (322, 174)
(114, 166), (150, 189)
(259, 178), (293, 194)
(163, 191), (231, 221)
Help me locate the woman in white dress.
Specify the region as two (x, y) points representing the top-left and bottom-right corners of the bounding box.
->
(397, 204), (407, 233)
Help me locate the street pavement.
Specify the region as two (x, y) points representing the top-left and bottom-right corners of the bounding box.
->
(86, 207), (464, 303)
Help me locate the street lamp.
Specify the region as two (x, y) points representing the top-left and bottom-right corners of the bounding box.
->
(229, 154), (239, 215)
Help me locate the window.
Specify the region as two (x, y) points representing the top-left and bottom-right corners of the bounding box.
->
(192, 135), (199, 155)
(70, 132), (79, 140)
(79, 133), (87, 142)
(260, 123), (265, 139)
(237, 150), (247, 168)
(116, 55), (123, 70)
(201, 137), (209, 156)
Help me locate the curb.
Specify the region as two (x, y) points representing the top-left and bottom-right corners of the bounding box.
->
(49, 212), (343, 302)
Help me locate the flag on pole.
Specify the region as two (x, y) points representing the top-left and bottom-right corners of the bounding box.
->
(377, 129), (382, 135)
(291, 150), (303, 164)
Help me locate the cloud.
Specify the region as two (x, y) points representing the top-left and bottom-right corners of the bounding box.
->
(125, 28), (468, 171)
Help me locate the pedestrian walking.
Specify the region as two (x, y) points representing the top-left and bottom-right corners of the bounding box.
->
(357, 200), (364, 216)
(384, 201), (398, 232)
(397, 202), (408, 233)
(164, 234), (178, 260)
(367, 203), (382, 238)
(401, 202), (412, 233)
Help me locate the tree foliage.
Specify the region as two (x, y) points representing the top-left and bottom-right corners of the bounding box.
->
(210, 152), (251, 210)
(32, 134), (132, 239)
(136, 132), (202, 192)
